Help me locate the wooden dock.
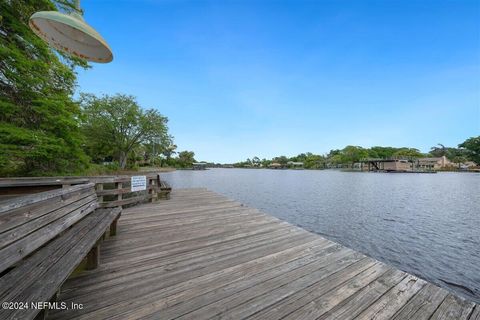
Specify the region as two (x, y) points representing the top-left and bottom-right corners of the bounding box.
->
(48, 188), (479, 320)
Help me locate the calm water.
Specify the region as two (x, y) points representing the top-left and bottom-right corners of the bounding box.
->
(162, 169), (480, 303)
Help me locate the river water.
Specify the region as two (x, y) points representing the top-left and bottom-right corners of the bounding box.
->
(162, 168), (480, 303)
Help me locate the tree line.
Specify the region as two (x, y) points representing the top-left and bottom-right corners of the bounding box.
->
(0, 1), (195, 176)
(234, 139), (480, 169)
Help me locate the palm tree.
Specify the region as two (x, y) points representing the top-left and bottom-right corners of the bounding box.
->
(430, 143), (447, 157)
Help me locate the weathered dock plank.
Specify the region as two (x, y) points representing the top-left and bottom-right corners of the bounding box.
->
(48, 188), (478, 320)
(429, 294), (475, 320)
(469, 306), (480, 320)
(391, 283), (449, 320)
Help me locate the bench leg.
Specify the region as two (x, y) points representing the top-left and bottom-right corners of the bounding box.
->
(159, 190), (171, 200)
(86, 244), (100, 270)
(35, 307), (48, 320)
(110, 216), (120, 236)
(34, 290), (60, 320)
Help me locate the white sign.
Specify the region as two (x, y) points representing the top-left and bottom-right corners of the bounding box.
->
(131, 176), (147, 192)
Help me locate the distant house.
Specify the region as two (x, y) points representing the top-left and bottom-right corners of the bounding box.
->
(359, 159), (412, 172)
(268, 162), (283, 169)
(192, 163), (207, 170)
(463, 161), (478, 168)
(417, 156), (451, 170)
(287, 161), (304, 169)
(449, 160), (477, 170)
(382, 159), (412, 172)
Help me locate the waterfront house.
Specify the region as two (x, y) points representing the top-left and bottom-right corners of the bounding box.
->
(268, 162), (283, 169)
(192, 162), (207, 170)
(360, 158), (412, 172)
(417, 156), (451, 170)
(463, 161), (478, 168)
(448, 160), (477, 170)
(287, 161), (304, 169)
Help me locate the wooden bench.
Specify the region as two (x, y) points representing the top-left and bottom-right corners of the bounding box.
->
(0, 183), (121, 320)
(158, 175), (172, 199)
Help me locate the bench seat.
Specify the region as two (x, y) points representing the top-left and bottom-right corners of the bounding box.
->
(0, 207), (120, 320)
(158, 175), (172, 199)
(0, 184), (121, 320)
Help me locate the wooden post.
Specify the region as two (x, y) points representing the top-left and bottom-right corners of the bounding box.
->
(86, 243), (100, 270)
(96, 183), (104, 203)
(149, 178), (156, 203)
(116, 182), (123, 201)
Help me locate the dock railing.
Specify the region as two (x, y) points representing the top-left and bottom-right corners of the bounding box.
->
(89, 174), (161, 208)
(0, 173), (171, 207)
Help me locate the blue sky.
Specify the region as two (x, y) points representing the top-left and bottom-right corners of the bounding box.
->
(77, 0), (479, 163)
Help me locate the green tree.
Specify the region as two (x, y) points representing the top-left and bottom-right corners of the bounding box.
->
(261, 158), (271, 167)
(0, 0), (89, 176)
(176, 151), (196, 168)
(392, 148), (424, 158)
(162, 144), (177, 166)
(340, 146), (369, 167)
(304, 153), (325, 169)
(273, 156), (288, 165)
(328, 154), (343, 167)
(80, 94), (171, 169)
(458, 136), (480, 164)
(429, 143), (448, 157)
(368, 146), (397, 158)
(290, 153), (307, 163)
